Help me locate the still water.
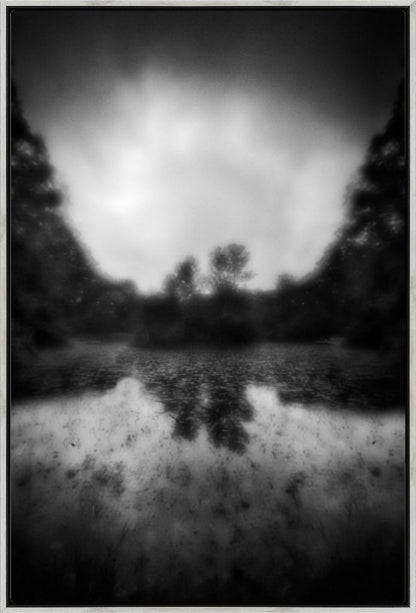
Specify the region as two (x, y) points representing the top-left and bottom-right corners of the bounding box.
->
(11, 342), (406, 605)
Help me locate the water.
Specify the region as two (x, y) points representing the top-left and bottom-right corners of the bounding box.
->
(10, 341), (406, 605)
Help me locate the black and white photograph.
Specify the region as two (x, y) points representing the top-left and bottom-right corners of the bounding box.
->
(4, 3), (411, 608)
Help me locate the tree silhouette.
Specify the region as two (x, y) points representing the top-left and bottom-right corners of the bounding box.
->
(208, 243), (253, 293)
(11, 82), (71, 354)
(11, 83), (141, 396)
(271, 79), (407, 354)
(333, 79), (407, 349)
(163, 256), (199, 302)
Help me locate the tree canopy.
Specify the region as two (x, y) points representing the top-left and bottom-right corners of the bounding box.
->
(164, 256), (199, 302)
(208, 243), (253, 292)
(11, 83), (141, 395)
(269, 79), (407, 354)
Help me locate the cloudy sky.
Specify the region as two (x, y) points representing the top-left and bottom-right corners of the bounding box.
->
(11, 8), (406, 292)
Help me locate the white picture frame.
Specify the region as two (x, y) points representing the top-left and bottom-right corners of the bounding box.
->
(1, 2), (414, 612)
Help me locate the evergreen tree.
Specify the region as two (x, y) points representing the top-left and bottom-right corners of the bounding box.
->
(11, 83), (141, 393)
(271, 79), (407, 353)
(335, 79), (407, 350)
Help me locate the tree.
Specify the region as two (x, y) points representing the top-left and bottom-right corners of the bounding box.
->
(345, 79), (406, 248)
(269, 79), (407, 354)
(335, 79), (407, 350)
(204, 244), (254, 343)
(11, 83), (141, 395)
(163, 256), (199, 302)
(11, 82), (70, 354)
(208, 243), (253, 293)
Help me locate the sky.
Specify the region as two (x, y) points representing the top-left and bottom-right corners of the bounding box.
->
(11, 8), (406, 292)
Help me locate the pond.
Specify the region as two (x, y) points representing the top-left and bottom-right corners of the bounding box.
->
(10, 341), (406, 606)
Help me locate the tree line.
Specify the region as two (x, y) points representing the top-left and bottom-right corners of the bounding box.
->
(136, 244), (255, 346)
(269, 80), (407, 355)
(10, 83), (141, 392)
(10, 77), (407, 384)
(137, 79), (407, 356)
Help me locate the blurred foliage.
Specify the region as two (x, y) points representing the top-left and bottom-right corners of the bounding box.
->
(138, 82), (406, 356)
(208, 243), (253, 292)
(11, 79), (407, 388)
(264, 80), (407, 361)
(11, 84), (140, 395)
(137, 243), (255, 347)
(163, 256), (200, 302)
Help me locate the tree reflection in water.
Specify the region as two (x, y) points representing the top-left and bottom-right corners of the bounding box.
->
(203, 374), (253, 453)
(133, 352), (254, 453)
(131, 342), (404, 456)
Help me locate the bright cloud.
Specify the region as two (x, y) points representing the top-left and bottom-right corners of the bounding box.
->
(48, 69), (362, 292)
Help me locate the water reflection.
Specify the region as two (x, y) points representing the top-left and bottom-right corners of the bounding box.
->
(10, 374), (406, 606)
(203, 375), (253, 453)
(128, 343), (404, 454)
(13, 341), (405, 417)
(131, 353), (254, 453)
(10, 344), (407, 607)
